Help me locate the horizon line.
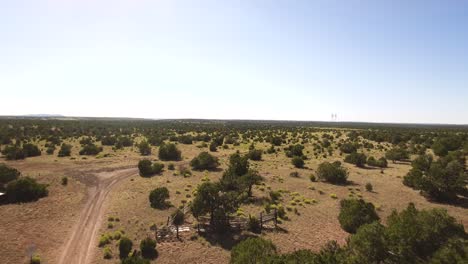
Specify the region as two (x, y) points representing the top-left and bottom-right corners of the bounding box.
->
(1, 115), (467, 127)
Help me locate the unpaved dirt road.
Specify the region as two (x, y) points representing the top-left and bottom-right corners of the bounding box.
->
(58, 168), (137, 264)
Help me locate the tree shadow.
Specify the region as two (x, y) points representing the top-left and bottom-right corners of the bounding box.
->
(428, 196), (468, 209)
(343, 180), (360, 187)
(200, 230), (257, 250)
(246, 196), (270, 206)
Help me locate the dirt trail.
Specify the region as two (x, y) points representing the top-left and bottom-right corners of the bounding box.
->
(58, 168), (137, 264)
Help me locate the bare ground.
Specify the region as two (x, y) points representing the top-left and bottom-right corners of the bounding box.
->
(58, 168), (138, 264)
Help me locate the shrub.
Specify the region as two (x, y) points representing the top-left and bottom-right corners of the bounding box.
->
(347, 222), (388, 263)
(403, 154), (467, 202)
(79, 143), (102, 155)
(149, 187), (170, 209)
(6, 177), (48, 203)
(247, 149), (263, 161)
(247, 215), (262, 233)
(58, 144), (72, 157)
(138, 160), (164, 177)
(121, 255), (150, 264)
(119, 237), (133, 259)
(429, 238), (468, 264)
(231, 237), (277, 264)
(285, 144), (304, 158)
(291, 156), (304, 168)
(138, 159), (153, 177)
(344, 152), (367, 167)
(384, 203), (466, 261)
(103, 246), (112, 259)
(30, 255), (41, 264)
(137, 140), (151, 156)
(140, 237), (157, 259)
(101, 136), (117, 146)
(190, 152), (219, 170)
(340, 143), (357, 154)
(99, 234), (111, 247)
(209, 142), (218, 152)
(309, 174), (316, 182)
(317, 161), (348, 184)
(152, 162), (164, 174)
(46, 145), (55, 155)
(0, 163), (20, 187)
(269, 190), (281, 203)
(338, 198), (379, 233)
(367, 156), (388, 168)
(61, 176), (68, 186)
(365, 183), (373, 192)
(289, 171), (300, 178)
(2, 145), (25, 160)
(23, 143), (41, 157)
(158, 143), (181, 161)
(385, 147), (409, 163)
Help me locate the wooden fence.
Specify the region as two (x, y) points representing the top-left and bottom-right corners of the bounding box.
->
(156, 207), (278, 242)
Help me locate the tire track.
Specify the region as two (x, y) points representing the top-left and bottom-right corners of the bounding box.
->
(58, 168), (137, 264)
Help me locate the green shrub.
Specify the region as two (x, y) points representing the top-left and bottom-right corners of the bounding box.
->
(158, 143), (181, 161)
(149, 187), (170, 209)
(403, 154), (467, 202)
(58, 144), (72, 157)
(137, 140), (152, 156)
(385, 147), (409, 163)
(2, 145), (25, 160)
(99, 234), (111, 247)
(23, 143), (41, 157)
(0, 163), (20, 187)
(338, 198), (379, 233)
(317, 161), (348, 184)
(138, 160), (164, 177)
(344, 152), (367, 167)
(138, 159), (153, 176)
(190, 152), (220, 170)
(121, 255), (150, 264)
(6, 177), (48, 203)
(231, 237), (277, 264)
(79, 143), (102, 155)
(119, 237), (133, 259)
(140, 237), (157, 259)
(285, 144), (305, 158)
(103, 246), (112, 259)
(365, 182), (373, 192)
(291, 156), (304, 168)
(30, 255), (41, 264)
(247, 149), (263, 161)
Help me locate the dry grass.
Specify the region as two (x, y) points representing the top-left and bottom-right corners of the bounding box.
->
(0, 134), (466, 264)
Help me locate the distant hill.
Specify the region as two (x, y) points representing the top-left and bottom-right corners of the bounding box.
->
(24, 114), (65, 118)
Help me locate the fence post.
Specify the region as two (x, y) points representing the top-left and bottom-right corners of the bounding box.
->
(260, 212), (263, 231)
(274, 209), (278, 229)
(155, 225), (158, 241)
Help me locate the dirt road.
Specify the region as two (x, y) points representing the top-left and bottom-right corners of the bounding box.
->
(58, 168), (138, 264)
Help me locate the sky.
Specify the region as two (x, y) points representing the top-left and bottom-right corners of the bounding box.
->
(1, 0), (467, 124)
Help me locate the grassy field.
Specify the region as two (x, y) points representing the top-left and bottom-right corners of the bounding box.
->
(0, 129), (466, 264)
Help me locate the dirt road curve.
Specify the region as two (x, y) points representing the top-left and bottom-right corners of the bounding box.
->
(58, 168), (137, 264)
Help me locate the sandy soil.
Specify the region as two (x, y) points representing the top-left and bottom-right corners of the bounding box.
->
(58, 168), (138, 264)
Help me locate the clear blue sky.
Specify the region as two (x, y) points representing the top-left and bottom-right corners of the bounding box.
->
(1, 0), (467, 124)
